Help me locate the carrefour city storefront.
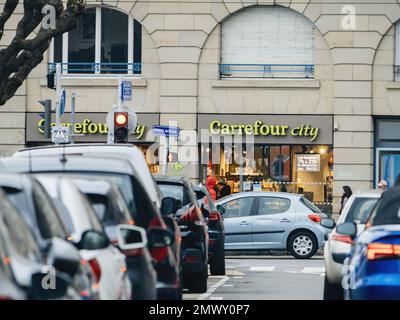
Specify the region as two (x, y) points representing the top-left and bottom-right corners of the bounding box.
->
(25, 112), (161, 174)
(198, 114), (334, 212)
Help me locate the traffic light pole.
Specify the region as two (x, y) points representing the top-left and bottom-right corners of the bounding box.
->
(55, 63), (62, 128)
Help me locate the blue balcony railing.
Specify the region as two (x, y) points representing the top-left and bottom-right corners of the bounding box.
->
(48, 62), (141, 75)
(219, 64), (314, 79)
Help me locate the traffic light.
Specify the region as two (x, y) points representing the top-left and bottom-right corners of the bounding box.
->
(38, 99), (52, 139)
(114, 112), (129, 143)
(47, 70), (56, 90)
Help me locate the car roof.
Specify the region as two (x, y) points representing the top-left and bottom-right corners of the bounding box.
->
(154, 175), (190, 184)
(73, 178), (112, 196)
(0, 156), (134, 175)
(352, 190), (382, 198)
(217, 191), (302, 200)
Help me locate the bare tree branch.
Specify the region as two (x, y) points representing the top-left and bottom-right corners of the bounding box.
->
(0, 0), (18, 41)
(0, 0), (86, 105)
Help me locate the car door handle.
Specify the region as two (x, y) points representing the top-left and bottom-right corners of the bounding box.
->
(239, 221), (250, 225)
(280, 218), (291, 223)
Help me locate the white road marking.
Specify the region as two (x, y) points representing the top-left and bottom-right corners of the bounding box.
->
(222, 284), (234, 287)
(197, 276), (230, 300)
(302, 267), (326, 274)
(249, 266), (276, 272)
(210, 297), (224, 300)
(233, 276), (243, 279)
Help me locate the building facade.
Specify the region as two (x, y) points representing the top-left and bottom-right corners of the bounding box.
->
(2, 0), (400, 212)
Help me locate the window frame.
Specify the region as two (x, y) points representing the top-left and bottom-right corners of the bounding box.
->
(49, 6), (139, 77)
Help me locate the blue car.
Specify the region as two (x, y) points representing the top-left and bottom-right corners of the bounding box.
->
(341, 186), (400, 300)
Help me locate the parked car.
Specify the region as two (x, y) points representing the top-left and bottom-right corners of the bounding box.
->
(155, 175), (209, 293)
(74, 178), (157, 300)
(321, 190), (381, 300)
(0, 187), (79, 300)
(36, 175), (132, 300)
(0, 173), (97, 299)
(341, 186), (400, 300)
(0, 156), (180, 300)
(194, 184), (226, 275)
(215, 192), (330, 259)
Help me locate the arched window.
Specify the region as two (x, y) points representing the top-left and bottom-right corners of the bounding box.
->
(220, 6), (314, 79)
(51, 7), (141, 75)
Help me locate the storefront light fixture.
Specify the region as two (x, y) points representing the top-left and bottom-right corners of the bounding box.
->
(320, 148), (327, 154)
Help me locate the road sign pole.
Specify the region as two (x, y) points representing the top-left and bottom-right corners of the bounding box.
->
(70, 92), (76, 144)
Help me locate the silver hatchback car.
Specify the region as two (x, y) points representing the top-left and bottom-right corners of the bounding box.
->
(216, 192), (330, 259)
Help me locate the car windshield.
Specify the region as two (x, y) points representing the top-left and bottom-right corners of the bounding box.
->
(158, 183), (191, 206)
(344, 197), (378, 224)
(300, 197), (321, 213)
(368, 188), (400, 226)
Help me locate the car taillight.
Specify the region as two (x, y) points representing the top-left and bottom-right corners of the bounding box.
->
(308, 214), (321, 223)
(367, 243), (400, 260)
(151, 247), (168, 263)
(209, 211), (221, 221)
(88, 259), (101, 284)
(331, 231), (353, 244)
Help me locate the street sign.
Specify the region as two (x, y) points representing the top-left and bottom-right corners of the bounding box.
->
(153, 125), (180, 137)
(59, 88), (66, 116)
(51, 126), (70, 144)
(121, 81), (132, 101)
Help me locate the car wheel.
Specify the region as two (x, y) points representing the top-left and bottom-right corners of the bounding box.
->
(210, 250), (226, 275)
(288, 230), (318, 259)
(323, 275), (343, 300)
(185, 266), (208, 293)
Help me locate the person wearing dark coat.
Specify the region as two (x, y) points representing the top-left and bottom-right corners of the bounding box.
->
(340, 185), (353, 214)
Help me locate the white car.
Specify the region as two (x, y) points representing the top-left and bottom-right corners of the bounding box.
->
(37, 175), (132, 300)
(14, 144), (163, 209)
(322, 190), (382, 300)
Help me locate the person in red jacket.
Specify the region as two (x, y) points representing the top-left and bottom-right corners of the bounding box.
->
(206, 175), (217, 201)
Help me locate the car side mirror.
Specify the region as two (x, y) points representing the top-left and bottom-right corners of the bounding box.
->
(47, 238), (81, 278)
(116, 225), (147, 251)
(320, 218), (336, 229)
(148, 227), (175, 248)
(30, 271), (70, 300)
(77, 229), (110, 251)
(194, 190), (206, 200)
(216, 204), (225, 215)
(161, 197), (178, 216)
(336, 222), (357, 239)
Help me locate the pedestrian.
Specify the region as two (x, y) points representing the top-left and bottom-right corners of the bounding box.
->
(206, 175), (217, 201)
(216, 182), (231, 199)
(377, 180), (388, 192)
(340, 185), (352, 214)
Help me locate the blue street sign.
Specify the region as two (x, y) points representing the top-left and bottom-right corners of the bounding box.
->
(153, 125), (180, 137)
(59, 89), (66, 116)
(121, 81), (132, 101)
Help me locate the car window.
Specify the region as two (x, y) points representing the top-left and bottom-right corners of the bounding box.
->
(258, 197), (291, 215)
(300, 197), (321, 213)
(222, 197), (255, 218)
(31, 180), (67, 239)
(0, 192), (41, 262)
(158, 183), (191, 206)
(368, 189), (400, 226)
(344, 197), (378, 224)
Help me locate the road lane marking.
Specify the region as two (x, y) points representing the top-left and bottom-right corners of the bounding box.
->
(222, 284), (234, 287)
(210, 297), (223, 300)
(249, 266), (276, 272)
(197, 276), (230, 300)
(233, 276), (243, 279)
(302, 267), (326, 274)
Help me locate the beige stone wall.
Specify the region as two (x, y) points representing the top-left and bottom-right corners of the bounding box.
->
(2, 1), (400, 211)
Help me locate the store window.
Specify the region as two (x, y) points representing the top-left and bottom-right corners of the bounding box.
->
(52, 7), (142, 75)
(201, 144), (333, 213)
(220, 6), (315, 78)
(375, 118), (400, 187)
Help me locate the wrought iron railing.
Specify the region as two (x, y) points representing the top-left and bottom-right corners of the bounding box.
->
(219, 64), (314, 79)
(48, 62), (141, 75)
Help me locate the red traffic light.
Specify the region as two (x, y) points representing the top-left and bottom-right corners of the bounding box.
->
(114, 112), (128, 126)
